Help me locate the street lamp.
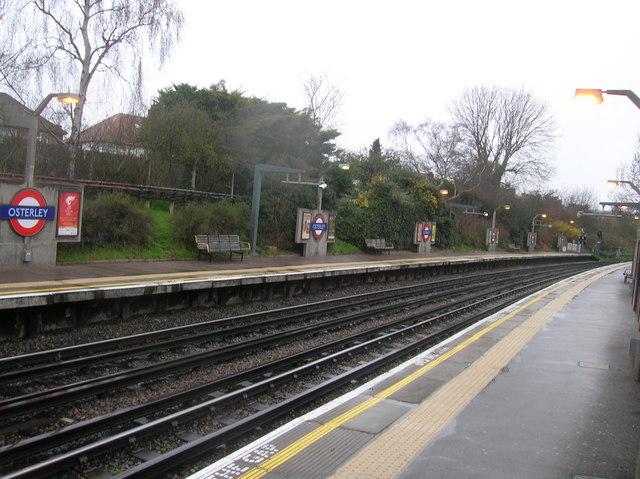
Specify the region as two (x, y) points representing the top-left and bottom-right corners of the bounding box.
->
(25, 92), (79, 187)
(575, 87), (640, 378)
(317, 163), (349, 212)
(491, 204), (511, 230)
(531, 213), (547, 233)
(574, 89), (640, 109)
(528, 213), (546, 253)
(316, 179), (328, 211)
(487, 204), (510, 252)
(607, 179), (640, 197)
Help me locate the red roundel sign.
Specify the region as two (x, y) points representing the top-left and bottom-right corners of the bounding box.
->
(310, 214), (328, 240)
(1, 189), (55, 237)
(422, 223), (432, 242)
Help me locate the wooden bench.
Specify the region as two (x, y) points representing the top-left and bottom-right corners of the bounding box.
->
(365, 238), (394, 254)
(508, 243), (521, 252)
(195, 234), (251, 261)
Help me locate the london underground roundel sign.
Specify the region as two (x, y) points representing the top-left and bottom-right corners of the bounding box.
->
(310, 214), (327, 240)
(1, 189), (55, 237)
(422, 223), (432, 242)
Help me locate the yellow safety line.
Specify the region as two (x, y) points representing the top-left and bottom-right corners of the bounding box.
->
(236, 266), (617, 479)
(330, 267), (615, 479)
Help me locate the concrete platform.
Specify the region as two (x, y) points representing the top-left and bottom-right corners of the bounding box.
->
(0, 250), (527, 291)
(1, 251), (590, 339)
(189, 263), (640, 479)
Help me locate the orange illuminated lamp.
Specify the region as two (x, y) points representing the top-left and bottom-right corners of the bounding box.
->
(57, 94), (79, 105)
(574, 88), (604, 104)
(574, 88), (640, 109)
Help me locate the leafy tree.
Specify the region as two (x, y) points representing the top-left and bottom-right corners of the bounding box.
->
(1, 0), (184, 178)
(144, 83), (338, 199)
(229, 98), (338, 194)
(337, 140), (439, 249)
(142, 101), (217, 190)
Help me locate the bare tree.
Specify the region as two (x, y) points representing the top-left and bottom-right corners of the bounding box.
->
(0, 2), (49, 101)
(302, 73), (344, 130)
(2, 0), (184, 178)
(389, 120), (421, 171)
(613, 136), (640, 204)
(562, 186), (598, 211)
(389, 119), (469, 194)
(449, 85), (557, 192)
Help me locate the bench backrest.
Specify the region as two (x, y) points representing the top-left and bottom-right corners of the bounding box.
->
(195, 234), (249, 252)
(365, 238), (388, 248)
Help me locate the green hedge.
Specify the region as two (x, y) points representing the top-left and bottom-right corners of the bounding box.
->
(170, 200), (251, 247)
(81, 192), (154, 248)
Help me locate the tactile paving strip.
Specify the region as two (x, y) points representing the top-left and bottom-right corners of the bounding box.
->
(328, 269), (612, 479)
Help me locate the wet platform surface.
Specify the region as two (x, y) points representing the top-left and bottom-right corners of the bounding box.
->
(187, 263), (640, 479)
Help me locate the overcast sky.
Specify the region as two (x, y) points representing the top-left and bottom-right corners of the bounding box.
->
(146, 0), (640, 204)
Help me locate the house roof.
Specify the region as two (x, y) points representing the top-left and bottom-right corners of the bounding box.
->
(0, 92), (66, 138)
(79, 113), (144, 147)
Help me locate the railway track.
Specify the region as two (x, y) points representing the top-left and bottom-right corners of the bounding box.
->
(0, 260), (602, 478)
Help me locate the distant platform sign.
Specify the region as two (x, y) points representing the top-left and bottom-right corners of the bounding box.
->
(311, 214), (327, 239)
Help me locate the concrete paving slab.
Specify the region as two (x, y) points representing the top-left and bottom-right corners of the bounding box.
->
(398, 271), (640, 479)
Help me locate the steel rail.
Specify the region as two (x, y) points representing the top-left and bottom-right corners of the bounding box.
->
(0, 272), (494, 383)
(0, 264), (586, 419)
(0, 261), (587, 372)
(2, 265), (600, 479)
(0, 266), (541, 384)
(1, 266), (591, 466)
(0, 264), (602, 478)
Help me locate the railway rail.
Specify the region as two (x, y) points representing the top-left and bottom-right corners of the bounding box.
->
(0, 260), (602, 478)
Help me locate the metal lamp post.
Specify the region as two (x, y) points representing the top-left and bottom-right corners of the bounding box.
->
(607, 179), (640, 197)
(250, 162), (349, 256)
(487, 204), (510, 252)
(529, 213), (546, 253)
(575, 87), (640, 379)
(574, 89), (640, 297)
(317, 177), (328, 211)
(20, 93), (79, 263)
(25, 93), (79, 187)
(531, 213), (547, 233)
(317, 162), (349, 212)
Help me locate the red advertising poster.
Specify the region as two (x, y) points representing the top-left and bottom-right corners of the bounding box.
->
(301, 212), (311, 240)
(57, 191), (81, 236)
(415, 222), (424, 243)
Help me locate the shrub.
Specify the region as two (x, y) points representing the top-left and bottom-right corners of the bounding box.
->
(170, 200), (251, 247)
(81, 192), (154, 248)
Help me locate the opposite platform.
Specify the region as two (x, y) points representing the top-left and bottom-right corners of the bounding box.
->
(0, 250), (524, 293)
(189, 263), (640, 479)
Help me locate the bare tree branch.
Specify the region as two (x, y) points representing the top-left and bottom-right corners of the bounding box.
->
(450, 85), (557, 191)
(1, 0), (184, 178)
(302, 73), (344, 130)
